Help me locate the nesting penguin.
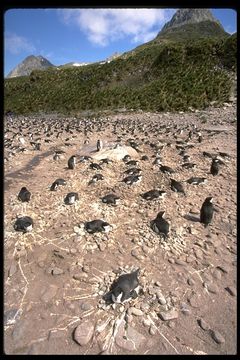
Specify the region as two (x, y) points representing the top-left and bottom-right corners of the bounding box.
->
(97, 139), (103, 151)
(88, 173), (104, 185)
(170, 178), (186, 195)
(210, 158), (220, 176)
(64, 192), (79, 205)
(84, 219), (111, 233)
(124, 167), (142, 176)
(68, 155), (76, 169)
(150, 211), (170, 238)
(50, 178), (67, 191)
(89, 163), (103, 170)
(103, 269), (140, 304)
(18, 187), (31, 202)
(200, 197), (214, 227)
(122, 174), (142, 185)
(159, 164), (175, 174)
(102, 193), (120, 205)
(186, 177), (207, 185)
(141, 189), (167, 201)
(14, 216), (33, 233)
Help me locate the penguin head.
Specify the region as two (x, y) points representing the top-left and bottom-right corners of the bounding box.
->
(111, 288), (123, 303)
(157, 211), (165, 219)
(103, 224), (111, 232)
(206, 196), (213, 203)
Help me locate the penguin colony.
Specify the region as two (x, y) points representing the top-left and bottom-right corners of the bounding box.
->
(5, 112), (231, 305)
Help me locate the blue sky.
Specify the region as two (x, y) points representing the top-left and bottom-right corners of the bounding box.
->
(4, 8), (237, 76)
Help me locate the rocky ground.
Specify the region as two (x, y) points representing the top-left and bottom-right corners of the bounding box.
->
(4, 103), (237, 355)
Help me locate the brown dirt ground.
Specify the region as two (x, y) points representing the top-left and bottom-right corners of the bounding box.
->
(4, 104), (237, 355)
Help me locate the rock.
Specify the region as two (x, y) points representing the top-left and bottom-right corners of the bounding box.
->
(80, 302), (93, 311)
(73, 321), (94, 346)
(157, 294), (167, 305)
(8, 262), (18, 277)
(99, 242), (106, 252)
(158, 309), (178, 321)
(168, 258), (175, 264)
(52, 267), (64, 275)
(40, 284), (58, 302)
(188, 293), (201, 308)
(194, 249), (203, 259)
(115, 320), (146, 351)
(142, 318), (151, 327)
(73, 273), (88, 281)
(4, 308), (21, 326)
(149, 324), (157, 335)
(212, 269), (222, 280)
(187, 278), (195, 286)
(203, 282), (218, 294)
(216, 265), (230, 274)
(198, 318), (210, 331)
(140, 303), (150, 313)
(180, 303), (191, 316)
(128, 307), (143, 316)
(70, 248), (77, 254)
(175, 259), (185, 266)
(211, 330), (225, 344)
(225, 286), (236, 297)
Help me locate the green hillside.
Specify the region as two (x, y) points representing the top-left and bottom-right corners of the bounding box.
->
(4, 33), (237, 115)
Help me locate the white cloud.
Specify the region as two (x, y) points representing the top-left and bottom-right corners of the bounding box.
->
(5, 32), (36, 54)
(58, 8), (175, 46)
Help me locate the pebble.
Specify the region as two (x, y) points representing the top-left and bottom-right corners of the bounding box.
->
(115, 321), (146, 351)
(52, 267), (64, 275)
(187, 278), (195, 286)
(225, 286), (236, 297)
(40, 284), (58, 302)
(149, 324), (157, 335)
(70, 248), (77, 254)
(80, 302), (93, 311)
(198, 318), (210, 331)
(157, 295), (167, 305)
(142, 318), (151, 327)
(217, 265), (229, 274)
(74, 321), (94, 346)
(99, 242), (106, 252)
(73, 273), (88, 281)
(188, 293), (201, 308)
(8, 262), (18, 277)
(212, 269), (222, 280)
(129, 307), (143, 316)
(168, 258), (175, 264)
(140, 303), (150, 313)
(194, 249), (203, 259)
(175, 259), (185, 266)
(203, 282), (218, 294)
(211, 330), (225, 344)
(180, 303), (191, 316)
(158, 309), (178, 321)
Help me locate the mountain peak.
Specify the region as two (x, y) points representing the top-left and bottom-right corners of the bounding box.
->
(161, 8), (222, 32)
(7, 55), (54, 78)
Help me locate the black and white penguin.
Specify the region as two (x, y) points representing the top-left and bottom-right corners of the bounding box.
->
(18, 187), (31, 202)
(68, 155), (76, 169)
(105, 269), (140, 304)
(159, 164), (175, 174)
(89, 163), (103, 170)
(122, 155), (131, 163)
(126, 160), (139, 166)
(170, 178), (186, 195)
(84, 219), (112, 233)
(79, 155), (92, 163)
(124, 167), (142, 176)
(198, 132), (202, 143)
(64, 192), (79, 205)
(14, 216), (33, 232)
(97, 139), (103, 151)
(50, 178), (67, 191)
(186, 177), (207, 185)
(200, 197), (214, 227)
(141, 189), (167, 201)
(141, 155), (149, 161)
(181, 162), (196, 169)
(210, 158), (220, 176)
(99, 158), (113, 165)
(102, 193), (120, 205)
(88, 173), (104, 185)
(150, 211), (170, 238)
(122, 174), (142, 185)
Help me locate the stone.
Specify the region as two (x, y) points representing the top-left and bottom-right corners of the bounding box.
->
(129, 307), (143, 316)
(142, 318), (151, 327)
(211, 330), (225, 344)
(225, 286), (236, 297)
(52, 267), (64, 275)
(198, 318), (210, 331)
(216, 265), (230, 274)
(157, 295), (167, 305)
(73, 321), (94, 346)
(212, 269), (222, 280)
(8, 262), (18, 277)
(80, 302), (93, 311)
(158, 309), (178, 321)
(4, 308), (21, 326)
(149, 325), (157, 335)
(203, 282), (218, 294)
(175, 259), (185, 266)
(188, 293), (201, 308)
(40, 284), (58, 302)
(187, 278), (195, 286)
(180, 303), (191, 316)
(73, 273), (88, 281)
(168, 258), (175, 264)
(115, 320), (146, 351)
(99, 242), (106, 252)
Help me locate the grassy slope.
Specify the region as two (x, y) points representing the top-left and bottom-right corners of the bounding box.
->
(4, 33), (237, 115)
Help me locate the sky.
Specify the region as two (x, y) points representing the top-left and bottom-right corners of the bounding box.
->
(4, 8), (237, 77)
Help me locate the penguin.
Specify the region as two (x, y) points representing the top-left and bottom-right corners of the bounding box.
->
(181, 162), (196, 169)
(99, 158), (112, 165)
(88, 173), (104, 185)
(198, 132), (202, 143)
(126, 160), (139, 166)
(150, 211), (170, 238)
(200, 197), (214, 227)
(104, 269), (140, 304)
(183, 154), (191, 163)
(64, 192), (79, 205)
(170, 178), (186, 195)
(141, 189), (167, 201)
(50, 178), (67, 191)
(218, 152), (230, 160)
(124, 167), (142, 176)
(122, 155), (131, 163)
(141, 155), (149, 161)
(122, 174), (142, 185)
(68, 155), (76, 169)
(186, 177), (207, 185)
(153, 157), (162, 165)
(84, 219), (112, 233)
(210, 158), (220, 176)
(79, 155), (92, 163)
(102, 193), (120, 205)
(97, 139), (103, 151)
(18, 187), (31, 202)
(159, 164), (175, 174)
(89, 163), (103, 170)
(14, 216), (33, 233)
